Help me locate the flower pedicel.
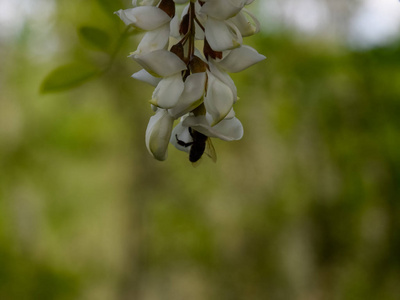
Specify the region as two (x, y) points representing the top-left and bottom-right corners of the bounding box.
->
(115, 0), (265, 162)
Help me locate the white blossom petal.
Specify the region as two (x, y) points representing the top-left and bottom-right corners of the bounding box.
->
(130, 49), (187, 77)
(170, 121), (192, 153)
(195, 22), (205, 40)
(182, 115), (244, 141)
(225, 108), (236, 119)
(200, 0), (247, 20)
(135, 23), (170, 54)
(115, 7), (170, 30)
(168, 73), (206, 118)
(205, 18), (243, 51)
(208, 61), (237, 102)
(218, 45), (266, 73)
(229, 8), (260, 37)
(145, 109), (175, 161)
(211, 116), (243, 140)
(195, 1), (207, 23)
(204, 71), (234, 125)
(170, 14), (181, 38)
(151, 73), (185, 108)
(132, 69), (161, 86)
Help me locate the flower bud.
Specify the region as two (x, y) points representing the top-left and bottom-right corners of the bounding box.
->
(145, 109), (175, 161)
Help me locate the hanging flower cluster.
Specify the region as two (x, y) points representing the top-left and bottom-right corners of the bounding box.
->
(116, 0), (265, 162)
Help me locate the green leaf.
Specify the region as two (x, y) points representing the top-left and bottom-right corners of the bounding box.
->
(78, 26), (110, 51)
(96, 0), (124, 16)
(40, 63), (100, 93)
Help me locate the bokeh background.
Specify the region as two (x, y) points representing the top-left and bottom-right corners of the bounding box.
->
(1, 0), (400, 299)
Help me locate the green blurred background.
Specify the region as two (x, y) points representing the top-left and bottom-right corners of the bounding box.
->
(1, 0), (400, 299)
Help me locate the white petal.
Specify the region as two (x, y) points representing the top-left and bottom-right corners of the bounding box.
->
(135, 23), (170, 54)
(229, 8), (260, 37)
(115, 7), (170, 30)
(195, 1), (207, 23)
(195, 22), (205, 40)
(132, 69), (161, 86)
(218, 45), (266, 73)
(168, 73), (206, 118)
(170, 121), (192, 153)
(204, 71), (234, 125)
(212, 116), (243, 140)
(131, 49), (187, 77)
(194, 48), (207, 62)
(183, 115), (243, 141)
(145, 109), (175, 161)
(170, 14), (181, 38)
(132, 0), (160, 6)
(225, 108), (236, 119)
(200, 0), (247, 20)
(208, 61), (237, 102)
(205, 18), (242, 51)
(151, 73), (185, 108)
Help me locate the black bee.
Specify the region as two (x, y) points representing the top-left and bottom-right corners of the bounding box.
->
(176, 127), (217, 163)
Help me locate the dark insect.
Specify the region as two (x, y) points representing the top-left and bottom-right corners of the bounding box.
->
(176, 127), (217, 163)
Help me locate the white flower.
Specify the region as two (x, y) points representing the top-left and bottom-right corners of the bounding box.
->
(217, 45), (266, 73)
(146, 108), (175, 161)
(183, 114), (244, 141)
(116, 0), (264, 162)
(168, 72), (207, 118)
(200, 0), (247, 20)
(131, 69), (161, 86)
(135, 23), (170, 55)
(204, 18), (243, 51)
(170, 112), (243, 154)
(151, 73), (185, 108)
(230, 8), (260, 37)
(170, 121), (192, 154)
(207, 59), (238, 103)
(130, 49), (186, 77)
(115, 6), (171, 30)
(204, 71), (234, 126)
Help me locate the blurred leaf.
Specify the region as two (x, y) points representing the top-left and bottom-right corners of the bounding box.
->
(40, 63), (100, 93)
(96, 0), (124, 16)
(78, 26), (110, 51)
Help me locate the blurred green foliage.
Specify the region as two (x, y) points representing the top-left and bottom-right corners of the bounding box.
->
(1, 0), (400, 299)
(78, 26), (111, 52)
(40, 63), (101, 93)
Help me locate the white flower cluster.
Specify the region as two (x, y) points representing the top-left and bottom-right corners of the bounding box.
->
(116, 0), (265, 162)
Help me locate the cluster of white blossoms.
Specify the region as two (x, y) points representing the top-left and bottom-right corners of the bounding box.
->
(116, 0), (265, 162)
